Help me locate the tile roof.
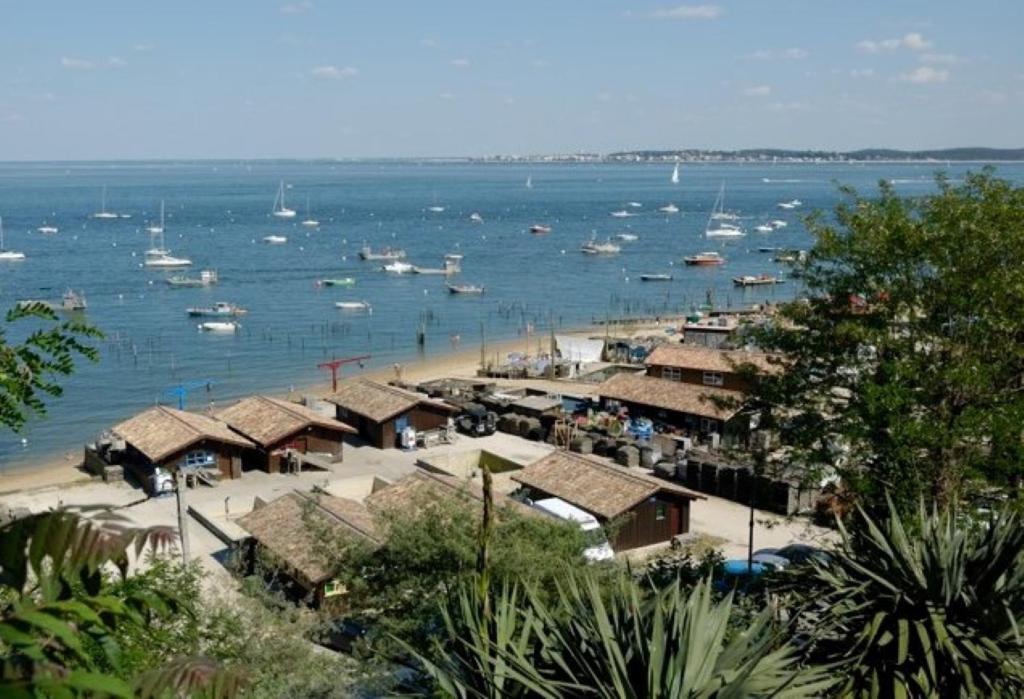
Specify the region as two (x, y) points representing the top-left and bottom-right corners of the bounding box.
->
(365, 469), (535, 518)
(112, 406), (254, 463)
(511, 451), (703, 520)
(645, 344), (777, 374)
(327, 380), (455, 423)
(597, 372), (742, 421)
(217, 395), (355, 447)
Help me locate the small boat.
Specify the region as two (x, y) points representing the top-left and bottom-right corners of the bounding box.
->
(187, 301), (247, 317)
(318, 277), (356, 287)
(263, 235), (287, 244)
(426, 205), (446, 213)
(92, 186), (119, 219)
(382, 260), (414, 274)
(359, 245), (406, 261)
(610, 210), (634, 218)
(615, 233), (638, 241)
(580, 236), (620, 255)
(446, 282), (485, 295)
(733, 274), (783, 287)
(444, 252), (464, 262)
(272, 180), (296, 218)
(529, 224), (551, 235)
(777, 199), (801, 210)
(774, 250), (807, 263)
(525, 175), (533, 189)
(706, 223), (745, 238)
(627, 202), (643, 208)
(469, 212), (483, 223)
(198, 321), (240, 333)
(758, 246), (780, 253)
(659, 204), (680, 214)
(755, 224), (774, 233)
(145, 252), (192, 268)
(146, 201), (165, 234)
(671, 162), (680, 184)
(167, 269), (219, 287)
(301, 197), (319, 227)
(335, 301), (372, 311)
(770, 220), (788, 228)
(413, 258), (460, 275)
(706, 183), (742, 234)
(640, 273), (673, 282)
(37, 225), (59, 234)
(119, 213), (132, 219)
(0, 217), (26, 260)
(683, 251), (725, 266)
(61, 289), (87, 311)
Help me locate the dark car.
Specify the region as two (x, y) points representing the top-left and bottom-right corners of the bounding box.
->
(754, 543), (830, 567)
(456, 404), (497, 437)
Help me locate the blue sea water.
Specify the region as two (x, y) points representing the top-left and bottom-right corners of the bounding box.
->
(0, 160), (1021, 470)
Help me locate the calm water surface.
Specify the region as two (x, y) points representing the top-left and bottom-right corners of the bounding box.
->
(1, 160), (1020, 469)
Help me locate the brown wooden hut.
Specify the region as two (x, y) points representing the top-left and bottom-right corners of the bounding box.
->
(326, 380), (457, 449)
(644, 345), (776, 392)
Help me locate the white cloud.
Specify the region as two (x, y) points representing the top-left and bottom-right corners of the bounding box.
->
(766, 101), (811, 112)
(919, 53), (961, 65)
(60, 57), (94, 70)
(450, 58), (470, 67)
(419, 38), (438, 48)
(106, 56), (127, 68)
(650, 4), (722, 20)
(530, 58), (549, 69)
(310, 65), (357, 79)
(745, 48), (808, 61)
(742, 84), (772, 97)
(4, 112), (24, 123)
(132, 43), (154, 52)
(280, 1), (313, 14)
(782, 47), (809, 59)
(850, 68), (875, 78)
(439, 91), (455, 100)
(746, 49), (773, 60)
(896, 66), (949, 84)
(596, 91), (613, 102)
(857, 32), (931, 53)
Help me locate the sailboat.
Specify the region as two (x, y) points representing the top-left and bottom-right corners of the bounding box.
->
(301, 197), (320, 227)
(0, 216), (26, 260)
(705, 184), (745, 238)
(146, 201), (165, 234)
(272, 181), (296, 218)
(671, 162), (680, 184)
(92, 186), (118, 219)
(143, 218), (191, 268)
(525, 175), (533, 189)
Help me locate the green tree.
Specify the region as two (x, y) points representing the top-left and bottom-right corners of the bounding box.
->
(777, 498), (1024, 697)
(748, 171), (1024, 507)
(0, 303), (101, 432)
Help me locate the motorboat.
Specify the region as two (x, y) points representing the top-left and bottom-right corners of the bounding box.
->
(683, 252), (725, 266)
(198, 321), (240, 333)
(770, 220), (788, 228)
(615, 233), (638, 241)
(777, 199), (802, 210)
(317, 277), (356, 287)
(626, 202), (643, 208)
(144, 252), (192, 268)
(413, 258), (460, 275)
(529, 224), (551, 235)
(301, 197), (320, 227)
(61, 289), (87, 311)
(706, 223), (745, 238)
(167, 269), (219, 287)
(758, 246), (780, 253)
(146, 201), (165, 234)
(187, 302), (247, 317)
(774, 250), (807, 263)
(469, 212), (483, 223)
(0, 217), (26, 260)
(272, 180), (296, 218)
(335, 301), (372, 311)
(37, 225), (59, 234)
(382, 260), (414, 274)
(610, 210), (634, 218)
(444, 252), (464, 262)
(580, 237), (620, 255)
(359, 245), (406, 261)
(263, 235), (287, 244)
(426, 205), (446, 213)
(640, 273), (673, 282)
(659, 204), (680, 214)
(733, 274), (783, 287)
(446, 283), (485, 295)
(755, 224), (774, 233)
(92, 186), (119, 219)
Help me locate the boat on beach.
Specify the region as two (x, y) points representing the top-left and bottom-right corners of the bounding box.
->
(198, 321), (240, 333)
(167, 269), (218, 287)
(683, 251), (725, 266)
(272, 181), (296, 218)
(580, 236), (621, 255)
(446, 282), (485, 295)
(733, 274), (783, 287)
(263, 235), (287, 244)
(0, 216), (26, 260)
(640, 273), (673, 282)
(529, 224), (551, 235)
(317, 277), (356, 287)
(187, 301), (247, 317)
(359, 245), (406, 261)
(335, 301), (372, 311)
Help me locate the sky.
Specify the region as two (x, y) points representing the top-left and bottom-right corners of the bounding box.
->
(0, 1), (1021, 159)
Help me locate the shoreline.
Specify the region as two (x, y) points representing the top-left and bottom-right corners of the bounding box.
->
(0, 319), (658, 496)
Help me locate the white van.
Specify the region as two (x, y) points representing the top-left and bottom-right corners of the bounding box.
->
(531, 497), (615, 562)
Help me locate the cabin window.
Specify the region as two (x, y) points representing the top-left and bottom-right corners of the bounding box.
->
(662, 367), (682, 381)
(323, 579), (345, 598)
(184, 450), (215, 468)
(702, 371), (724, 386)
(700, 418), (718, 433)
(655, 503), (668, 521)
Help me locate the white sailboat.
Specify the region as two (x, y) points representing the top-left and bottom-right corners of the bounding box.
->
(671, 162), (680, 185)
(92, 186), (118, 219)
(659, 204), (680, 214)
(37, 224), (59, 234)
(301, 197), (320, 227)
(0, 216), (26, 260)
(272, 180), (296, 218)
(525, 175), (533, 189)
(705, 184), (745, 238)
(146, 201), (165, 234)
(144, 218), (191, 268)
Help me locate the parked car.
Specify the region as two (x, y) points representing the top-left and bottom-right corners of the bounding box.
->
(715, 559), (767, 592)
(529, 497), (615, 562)
(753, 543), (830, 567)
(456, 403), (497, 437)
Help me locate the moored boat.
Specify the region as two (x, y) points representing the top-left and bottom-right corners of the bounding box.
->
(318, 277), (356, 287)
(610, 210), (633, 218)
(359, 245), (406, 261)
(37, 224), (59, 234)
(187, 301), (247, 317)
(335, 301), (372, 311)
(659, 203), (680, 214)
(615, 233), (638, 242)
(61, 289), (87, 311)
(683, 251), (725, 266)
(733, 274), (783, 287)
(272, 181), (296, 218)
(0, 216), (25, 260)
(382, 260), (414, 274)
(529, 224), (551, 235)
(755, 224), (774, 233)
(263, 235), (287, 244)
(640, 273), (673, 282)
(167, 269), (218, 287)
(580, 237), (621, 255)
(469, 212), (483, 223)
(198, 321), (240, 333)
(446, 282), (485, 295)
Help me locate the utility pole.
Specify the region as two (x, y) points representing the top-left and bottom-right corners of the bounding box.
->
(317, 354), (371, 392)
(175, 469), (191, 564)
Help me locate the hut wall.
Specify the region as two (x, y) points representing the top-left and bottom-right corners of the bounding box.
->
(609, 495), (690, 551)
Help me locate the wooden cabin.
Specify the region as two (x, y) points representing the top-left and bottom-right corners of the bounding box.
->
(644, 345), (776, 393)
(511, 451), (704, 551)
(111, 406), (256, 486)
(326, 380), (457, 449)
(217, 395), (356, 473)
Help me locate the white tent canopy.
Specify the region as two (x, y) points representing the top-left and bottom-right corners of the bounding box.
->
(556, 335), (604, 364)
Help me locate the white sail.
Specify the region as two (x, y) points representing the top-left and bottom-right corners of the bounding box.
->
(146, 200), (165, 234)
(273, 180), (296, 218)
(525, 175), (533, 189)
(671, 162), (680, 184)
(706, 182), (744, 238)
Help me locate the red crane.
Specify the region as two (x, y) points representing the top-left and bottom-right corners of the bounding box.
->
(317, 354), (371, 392)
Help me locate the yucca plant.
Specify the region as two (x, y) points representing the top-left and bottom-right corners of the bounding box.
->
(0, 509), (243, 698)
(413, 572), (834, 698)
(779, 498), (1024, 697)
